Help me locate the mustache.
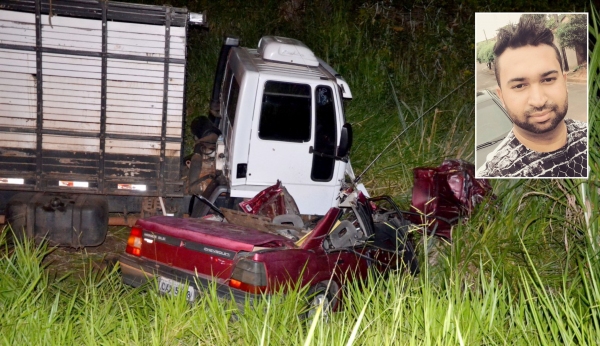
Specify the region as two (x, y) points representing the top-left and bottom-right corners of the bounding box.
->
(524, 103), (558, 117)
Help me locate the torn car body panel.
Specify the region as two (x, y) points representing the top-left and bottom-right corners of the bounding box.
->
(409, 159), (493, 240)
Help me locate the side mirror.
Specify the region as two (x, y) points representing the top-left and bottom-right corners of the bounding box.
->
(337, 123), (353, 158)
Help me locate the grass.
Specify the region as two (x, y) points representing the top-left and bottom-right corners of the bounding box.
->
(2, 0), (599, 344)
(2, 214), (600, 345)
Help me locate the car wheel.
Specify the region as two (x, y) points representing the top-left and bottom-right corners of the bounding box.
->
(305, 281), (337, 320)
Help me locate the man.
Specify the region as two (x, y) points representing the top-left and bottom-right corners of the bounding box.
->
(477, 15), (587, 178)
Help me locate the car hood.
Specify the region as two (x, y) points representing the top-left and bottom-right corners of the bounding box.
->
(136, 216), (297, 252)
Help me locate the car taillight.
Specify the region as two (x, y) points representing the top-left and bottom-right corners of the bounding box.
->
(229, 258), (267, 294)
(125, 226), (143, 256)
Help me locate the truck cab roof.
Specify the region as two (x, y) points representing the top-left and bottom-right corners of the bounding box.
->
(236, 47), (332, 82)
(258, 36), (319, 67)
(228, 36), (352, 99)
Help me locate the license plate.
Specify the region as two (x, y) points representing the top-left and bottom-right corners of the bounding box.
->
(158, 276), (197, 302)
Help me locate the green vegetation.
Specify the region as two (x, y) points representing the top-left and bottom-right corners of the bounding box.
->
(476, 40), (495, 67)
(2, 180), (600, 344)
(182, 0), (478, 196)
(557, 14), (589, 66)
(521, 13), (548, 25)
(546, 14), (567, 30)
(1, 0), (599, 344)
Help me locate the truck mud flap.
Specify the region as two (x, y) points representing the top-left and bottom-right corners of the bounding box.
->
(6, 192), (108, 247)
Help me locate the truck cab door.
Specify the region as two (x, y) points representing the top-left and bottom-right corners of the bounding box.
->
(245, 80), (342, 215)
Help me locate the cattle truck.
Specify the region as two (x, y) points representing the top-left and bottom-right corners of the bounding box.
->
(0, 0), (357, 247)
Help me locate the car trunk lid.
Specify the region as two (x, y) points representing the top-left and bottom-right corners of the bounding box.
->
(135, 216), (297, 280)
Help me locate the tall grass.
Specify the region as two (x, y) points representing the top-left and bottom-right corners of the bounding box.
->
(2, 218), (600, 345)
(1, 0), (598, 344)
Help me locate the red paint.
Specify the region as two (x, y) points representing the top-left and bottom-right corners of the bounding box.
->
(409, 159), (493, 240)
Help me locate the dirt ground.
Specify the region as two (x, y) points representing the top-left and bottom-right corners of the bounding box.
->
(567, 65), (587, 83)
(40, 226), (130, 280)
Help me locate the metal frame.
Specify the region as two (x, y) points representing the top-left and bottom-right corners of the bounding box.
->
(159, 8), (172, 195)
(2, 0), (188, 26)
(0, 0), (188, 197)
(99, 0), (108, 193)
(34, 0), (43, 190)
(0, 44), (186, 65)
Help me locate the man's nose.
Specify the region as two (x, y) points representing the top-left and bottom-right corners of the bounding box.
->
(528, 83), (548, 108)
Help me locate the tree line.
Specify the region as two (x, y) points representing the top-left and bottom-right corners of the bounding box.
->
(477, 13), (587, 70)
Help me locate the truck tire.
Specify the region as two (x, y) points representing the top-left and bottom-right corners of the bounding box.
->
(190, 116), (221, 141)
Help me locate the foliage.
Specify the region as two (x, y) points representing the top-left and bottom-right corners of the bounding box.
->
(476, 40), (495, 65)
(589, 5), (600, 177)
(521, 13), (547, 25)
(1, 0), (598, 344)
(556, 14), (588, 50)
(545, 14), (566, 30)
(1, 184), (600, 346)
(177, 0), (481, 196)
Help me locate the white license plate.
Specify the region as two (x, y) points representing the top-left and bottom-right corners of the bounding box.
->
(158, 277), (197, 302)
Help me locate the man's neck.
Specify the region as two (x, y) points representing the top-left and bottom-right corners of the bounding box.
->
(512, 120), (568, 153)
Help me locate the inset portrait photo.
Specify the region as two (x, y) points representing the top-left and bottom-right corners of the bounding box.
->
(475, 13), (588, 178)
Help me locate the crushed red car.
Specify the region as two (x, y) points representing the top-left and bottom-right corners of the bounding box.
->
(408, 159), (493, 239)
(119, 160), (492, 310)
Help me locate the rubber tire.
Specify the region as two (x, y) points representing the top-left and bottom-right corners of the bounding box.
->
(305, 282), (336, 320)
(190, 116), (221, 140)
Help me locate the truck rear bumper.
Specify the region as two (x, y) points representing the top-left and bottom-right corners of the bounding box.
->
(119, 253), (261, 307)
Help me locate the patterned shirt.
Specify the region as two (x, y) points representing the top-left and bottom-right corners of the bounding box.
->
(477, 119), (587, 177)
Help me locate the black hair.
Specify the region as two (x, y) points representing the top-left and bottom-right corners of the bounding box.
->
(493, 15), (563, 86)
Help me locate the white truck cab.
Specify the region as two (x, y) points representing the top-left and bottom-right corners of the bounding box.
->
(206, 36), (354, 215)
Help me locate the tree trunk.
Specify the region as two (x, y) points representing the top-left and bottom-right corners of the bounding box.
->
(561, 46), (569, 72)
(575, 44), (586, 66)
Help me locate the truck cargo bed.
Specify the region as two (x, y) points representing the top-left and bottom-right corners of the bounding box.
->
(0, 0), (189, 197)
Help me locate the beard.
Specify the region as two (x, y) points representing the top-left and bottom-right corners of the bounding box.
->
(505, 98), (568, 135)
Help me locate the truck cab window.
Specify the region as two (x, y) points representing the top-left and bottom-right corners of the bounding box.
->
(311, 86), (336, 181)
(221, 66), (233, 116)
(258, 81), (311, 142)
(222, 66), (240, 125)
(227, 77), (240, 124)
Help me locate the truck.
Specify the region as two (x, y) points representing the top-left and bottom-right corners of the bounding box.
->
(186, 35), (356, 217)
(0, 0), (359, 247)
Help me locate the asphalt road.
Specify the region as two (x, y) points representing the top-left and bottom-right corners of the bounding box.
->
(476, 63), (587, 122)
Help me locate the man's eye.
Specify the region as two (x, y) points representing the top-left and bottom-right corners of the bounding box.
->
(512, 84), (525, 89)
(542, 77), (557, 83)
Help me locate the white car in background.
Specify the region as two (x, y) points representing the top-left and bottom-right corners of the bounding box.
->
(475, 89), (513, 171)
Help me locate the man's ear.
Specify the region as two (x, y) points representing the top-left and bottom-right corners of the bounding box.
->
(496, 86), (505, 107)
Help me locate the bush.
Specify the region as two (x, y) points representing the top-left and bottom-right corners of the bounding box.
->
(557, 14), (587, 65)
(476, 40), (495, 66)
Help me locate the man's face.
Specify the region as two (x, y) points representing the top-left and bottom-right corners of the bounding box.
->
(496, 44), (568, 135)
